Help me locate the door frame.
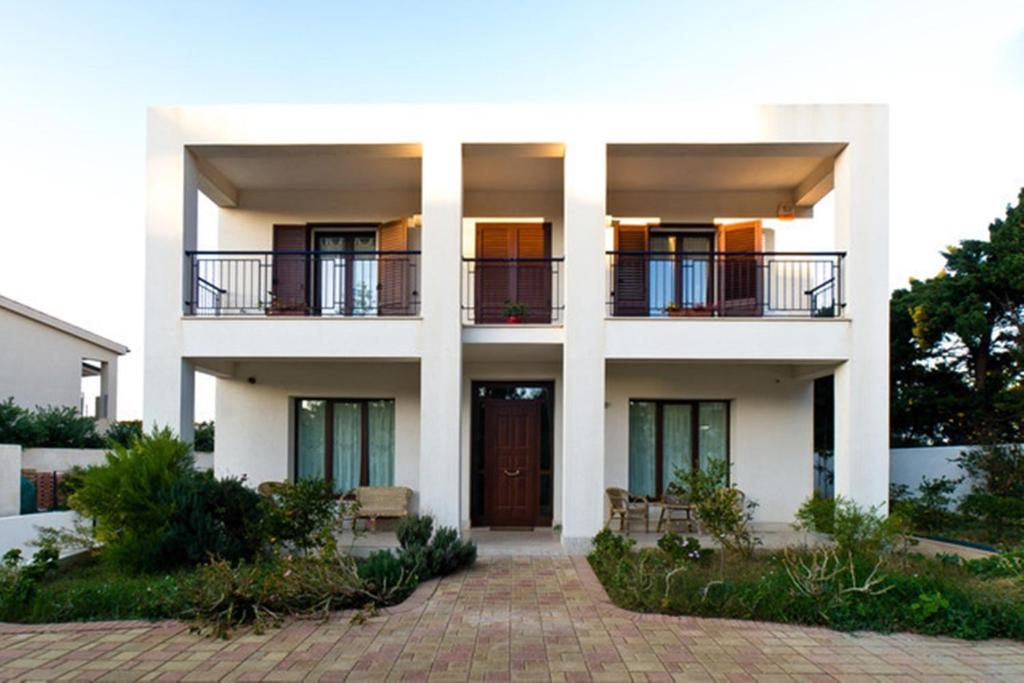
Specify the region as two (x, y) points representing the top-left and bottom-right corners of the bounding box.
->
(470, 380), (555, 528)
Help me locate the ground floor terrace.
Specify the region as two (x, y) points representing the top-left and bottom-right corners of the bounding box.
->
(2, 556), (1021, 681)
(203, 353), (859, 551)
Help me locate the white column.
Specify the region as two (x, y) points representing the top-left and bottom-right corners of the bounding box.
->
(418, 140), (463, 530)
(561, 139), (608, 552)
(832, 114), (890, 511)
(142, 112), (196, 442)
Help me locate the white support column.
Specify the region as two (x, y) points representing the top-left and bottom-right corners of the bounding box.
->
(418, 140), (463, 530)
(142, 111), (196, 442)
(561, 139), (608, 552)
(832, 112), (890, 512)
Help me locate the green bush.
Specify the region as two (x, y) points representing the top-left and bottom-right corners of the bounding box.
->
(104, 420), (143, 448)
(396, 514), (434, 549)
(427, 526), (477, 577)
(194, 421), (215, 453)
(892, 476), (961, 533)
(0, 398), (103, 448)
(588, 531), (1024, 640)
(358, 550), (419, 603)
(260, 478), (339, 552)
(657, 532), (710, 564)
(0, 545), (59, 621)
(795, 496), (909, 557)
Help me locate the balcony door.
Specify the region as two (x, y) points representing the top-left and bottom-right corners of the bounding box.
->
(313, 231), (378, 316)
(648, 229), (715, 316)
(474, 223), (552, 323)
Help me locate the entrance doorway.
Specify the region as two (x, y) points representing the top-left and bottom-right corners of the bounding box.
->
(470, 382), (554, 528)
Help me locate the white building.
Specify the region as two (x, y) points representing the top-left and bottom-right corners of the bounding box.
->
(143, 104), (888, 552)
(1, 295), (127, 427)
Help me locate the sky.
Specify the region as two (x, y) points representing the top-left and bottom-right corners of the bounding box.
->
(1, 1), (1023, 421)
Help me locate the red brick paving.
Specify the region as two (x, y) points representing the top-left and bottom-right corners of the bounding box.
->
(0, 556), (1022, 681)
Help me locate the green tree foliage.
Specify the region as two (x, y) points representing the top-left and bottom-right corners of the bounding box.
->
(891, 188), (1024, 445)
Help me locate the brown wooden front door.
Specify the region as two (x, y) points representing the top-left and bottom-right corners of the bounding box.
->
(483, 399), (541, 527)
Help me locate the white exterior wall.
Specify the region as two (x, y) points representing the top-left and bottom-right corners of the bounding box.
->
(214, 361), (420, 506)
(0, 444), (20, 517)
(605, 363), (814, 527)
(0, 308), (121, 421)
(144, 104), (888, 547)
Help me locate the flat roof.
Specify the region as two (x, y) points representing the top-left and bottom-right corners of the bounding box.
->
(0, 295), (129, 355)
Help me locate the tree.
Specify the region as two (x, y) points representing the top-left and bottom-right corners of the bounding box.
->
(891, 188), (1024, 446)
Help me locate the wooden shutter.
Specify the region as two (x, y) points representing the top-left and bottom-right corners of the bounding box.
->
(475, 224), (514, 323)
(613, 223), (649, 316)
(717, 220), (763, 317)
(378, 218), (410, 315)
(271, 225), (308, 316)
(514, 223), (552, 323)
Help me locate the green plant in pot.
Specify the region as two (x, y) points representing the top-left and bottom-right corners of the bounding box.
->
(503, 301), (529, 324)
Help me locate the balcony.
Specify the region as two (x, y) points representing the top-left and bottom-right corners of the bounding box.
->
(185, 250), (420, 317)
(461, 257), (564, 325)
(605, 251), (845, 318)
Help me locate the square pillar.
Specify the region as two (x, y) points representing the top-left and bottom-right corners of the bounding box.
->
(832, 113), (890, 511)
(561, 139), (608, 551)
(418, 140), (463, 530)
(143, 111), (197, 442)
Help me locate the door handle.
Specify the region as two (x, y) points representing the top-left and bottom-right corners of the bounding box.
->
(503, 468), (521, 477)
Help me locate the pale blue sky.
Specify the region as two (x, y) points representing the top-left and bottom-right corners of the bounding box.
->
(1, 1), (1022, 419)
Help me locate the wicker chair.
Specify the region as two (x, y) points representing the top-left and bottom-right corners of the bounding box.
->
(657, 485), (696, 533)
(605, 487), (649, 534)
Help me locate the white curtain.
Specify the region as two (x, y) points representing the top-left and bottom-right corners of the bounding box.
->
(662, 404), (693, 489)
(296, 400), (326, 480)
(628, 401), (657, 497)
(332, 402), (362, 494)
(367, 400), (395, 485)
(698, 402), (728, 473)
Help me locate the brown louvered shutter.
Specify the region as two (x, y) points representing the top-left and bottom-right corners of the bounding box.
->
(718, 220), (763, 317)
(378, 218), (410, 315)
(475, 224), (514, 323)
(613, 223), (649, 316)
(514, 223), (551, 323)
(271, 225), (308, 316)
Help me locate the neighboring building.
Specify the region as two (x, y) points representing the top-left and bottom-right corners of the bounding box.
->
(0, 295), (128, 427)
(143, 104), (888, 551)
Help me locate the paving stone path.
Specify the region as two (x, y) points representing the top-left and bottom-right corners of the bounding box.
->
(1, 556), (1023, 681)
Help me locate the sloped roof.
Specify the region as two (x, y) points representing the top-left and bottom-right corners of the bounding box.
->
(0, 295), (129, 355)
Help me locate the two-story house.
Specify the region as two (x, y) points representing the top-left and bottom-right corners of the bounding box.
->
(143, 104), (888, 552)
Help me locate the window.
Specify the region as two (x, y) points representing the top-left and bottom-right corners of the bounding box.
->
(628, 400), (729, 498)
(295, 399), (395, 494)
(648, 228), (715, 315)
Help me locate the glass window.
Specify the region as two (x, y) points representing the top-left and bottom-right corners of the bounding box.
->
(627, 400), (729, 498)
(295, 399), (395, 493)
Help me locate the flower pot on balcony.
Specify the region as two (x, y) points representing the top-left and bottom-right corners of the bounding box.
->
(505, 315), (521, 324)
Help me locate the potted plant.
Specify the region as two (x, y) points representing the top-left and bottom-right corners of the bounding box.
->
(266, 295), (308, 316)
(664, 302), (686, 317)
(684, 304), (713, 317)
(503, 301), (529, 324)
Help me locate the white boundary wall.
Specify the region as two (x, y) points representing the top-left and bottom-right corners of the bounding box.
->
(890, 445), (984, 500)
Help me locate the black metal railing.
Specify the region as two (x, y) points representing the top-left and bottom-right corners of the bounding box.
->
(185, 250), (420, 316)
(462, 257), (565, 324)
(605, 251), (845, 318)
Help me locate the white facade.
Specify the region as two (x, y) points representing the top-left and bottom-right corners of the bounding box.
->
(0, 295), (127, 427)
(144, 104), (889, 551)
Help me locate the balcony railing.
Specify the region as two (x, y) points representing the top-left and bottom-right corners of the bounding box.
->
(462, 257), (564, 324)
(185, 250), (420, 316)
(605, 251), (845, 318)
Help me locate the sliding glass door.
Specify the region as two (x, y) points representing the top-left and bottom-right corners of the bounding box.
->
(648, 231), (715, 315)
(628, 399), (729, 498)
(295, 398), (395, 494)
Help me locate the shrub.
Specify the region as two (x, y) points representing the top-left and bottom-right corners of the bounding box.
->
(104, 420), (142, 448)
(956, 445), (1024, 498)
(186, 550), (367, 637)
(260, 478), (340, 553)
(960, 493), (1024, 540)
(70, 428), (196, 570)
(0, 545), (59, 621)
(674, 457), (759, 558)
(892, 476), (961, 533)
(194, 421), (215, 453)
(396, 514), (434, 549)
(657, 532), (710, 565)
(358, 550), (418, 603)
(795, 496), (908, 557)
(0, 398), (103, 448)
(426, 526), (477, 577)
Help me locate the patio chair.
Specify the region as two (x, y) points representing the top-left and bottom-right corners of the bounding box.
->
(605, 487), (649, 534)
(657, 486), (696, 533)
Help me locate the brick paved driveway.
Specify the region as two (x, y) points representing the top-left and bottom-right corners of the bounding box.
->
(1, 556), (1022, 681)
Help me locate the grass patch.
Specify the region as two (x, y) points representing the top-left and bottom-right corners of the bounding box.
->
(588, 530), (1024, 641)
